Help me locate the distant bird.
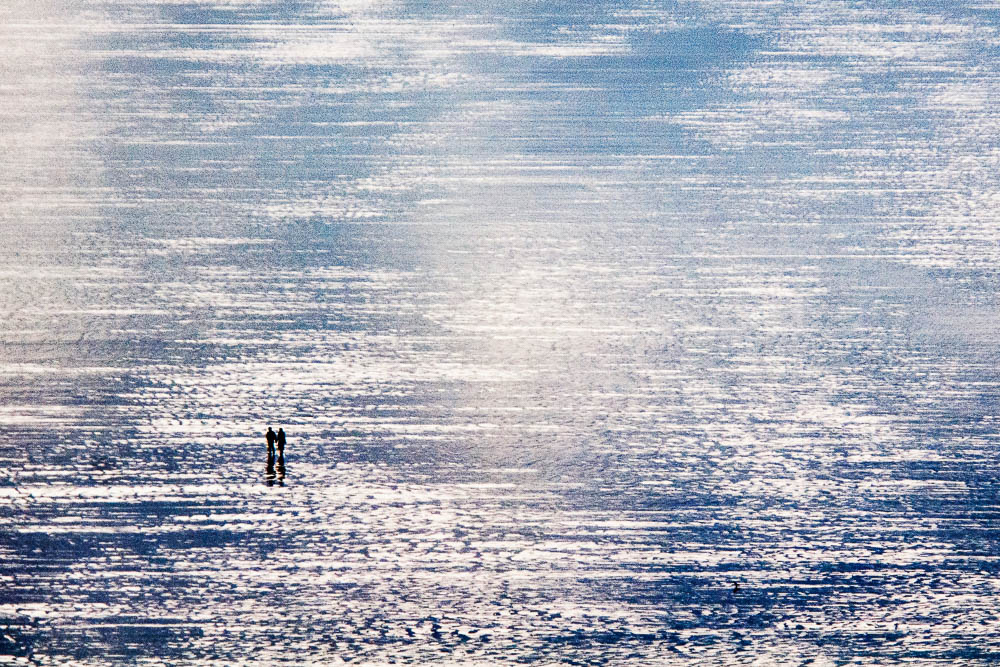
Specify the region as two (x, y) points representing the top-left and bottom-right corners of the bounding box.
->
(732, 582), (740, 593)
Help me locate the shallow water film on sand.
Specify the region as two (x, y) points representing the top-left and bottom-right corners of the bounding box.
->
(3, 0), (1000, 664)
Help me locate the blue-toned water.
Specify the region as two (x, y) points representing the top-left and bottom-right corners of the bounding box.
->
(3, 1), (1000, 663)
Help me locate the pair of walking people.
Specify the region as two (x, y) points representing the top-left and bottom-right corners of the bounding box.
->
(265, 426), (286, 458)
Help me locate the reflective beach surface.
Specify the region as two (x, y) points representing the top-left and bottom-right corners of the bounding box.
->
(3, 1), (1000, 663)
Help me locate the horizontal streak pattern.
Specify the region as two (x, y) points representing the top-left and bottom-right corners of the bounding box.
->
(2, 0), (1000, 663)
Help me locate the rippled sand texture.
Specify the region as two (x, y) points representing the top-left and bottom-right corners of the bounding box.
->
(4, 0), (1000, 664)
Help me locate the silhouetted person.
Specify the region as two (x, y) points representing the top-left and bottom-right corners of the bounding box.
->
(265, 427), (276, 458)
(732, 582), (739, 594)
(277, 428), (286, 456)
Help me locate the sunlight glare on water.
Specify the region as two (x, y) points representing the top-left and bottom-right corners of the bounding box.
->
(3, 0), (1000, 663)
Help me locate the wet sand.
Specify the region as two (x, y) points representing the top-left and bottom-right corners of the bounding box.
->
(3, 0), (1000, 663)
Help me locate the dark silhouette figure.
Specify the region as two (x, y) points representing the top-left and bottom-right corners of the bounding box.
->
(265, 427), (276, 458)
(276, 428), (286, 456)
(732, 582), (739, 594)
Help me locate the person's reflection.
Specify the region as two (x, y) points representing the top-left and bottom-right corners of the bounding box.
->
(266, 451), (276, 487)
(276, 453), (286, 486)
